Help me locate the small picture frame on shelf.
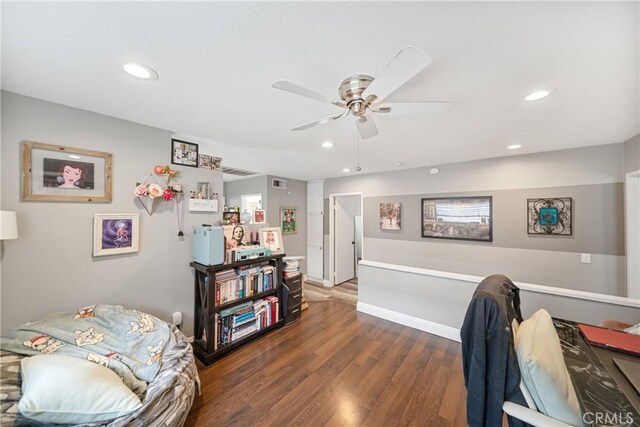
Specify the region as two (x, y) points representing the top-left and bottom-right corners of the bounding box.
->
(223, 211), (240, 225)
(171, 138), (199, 168)
(196, 182), (209, 199)
(260, 227), (284, 254)
(253, 209), (265, 224)
(93, 213), (140, 257)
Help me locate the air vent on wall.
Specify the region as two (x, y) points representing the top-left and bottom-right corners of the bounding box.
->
(272, 178), (287, 189)
(221, 166), (258, 177)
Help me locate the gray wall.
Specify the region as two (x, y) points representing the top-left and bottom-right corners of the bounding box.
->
(364, 183), (624, 256)
(359, 264), (639, 331)
(624, 134), (640, 174)
(266, 175), (307, 272)
(324, 143), (628, 297)
(0, 91), (223, 335)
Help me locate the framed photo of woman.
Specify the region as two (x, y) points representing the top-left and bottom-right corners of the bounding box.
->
(259, 227), (284, 254)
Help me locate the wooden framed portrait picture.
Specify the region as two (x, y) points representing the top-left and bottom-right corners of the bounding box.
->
(280, 206), (297, 234)
(22, 141), (112, 202)
(171, 138), (199, 168)
(260, 227), (284, 254)
(93, 214), (140, 257)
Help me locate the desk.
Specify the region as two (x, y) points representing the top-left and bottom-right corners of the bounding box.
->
(554, 319), (640, 427)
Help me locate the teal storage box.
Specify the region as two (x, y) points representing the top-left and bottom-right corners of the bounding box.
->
(192, 226), (224, 265)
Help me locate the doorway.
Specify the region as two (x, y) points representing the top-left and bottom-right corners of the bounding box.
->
(329, 193), (363, 287)
(626, 170), (640, 298)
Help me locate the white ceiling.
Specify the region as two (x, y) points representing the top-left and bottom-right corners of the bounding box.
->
(2, 2), (638, 181)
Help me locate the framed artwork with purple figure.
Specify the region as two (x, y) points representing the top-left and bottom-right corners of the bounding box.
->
(93, 213), (140, 257)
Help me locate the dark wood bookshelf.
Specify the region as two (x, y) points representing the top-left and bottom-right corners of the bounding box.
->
(190, 254), (285, 365)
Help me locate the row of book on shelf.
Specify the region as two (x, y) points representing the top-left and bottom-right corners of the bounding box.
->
(214, 296), (280, 349)
(201, 263), (276, 306)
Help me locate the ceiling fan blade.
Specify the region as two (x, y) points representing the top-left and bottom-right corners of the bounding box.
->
(272, 79), (345, 107)
(291, 111), (348, 131)
(362, 46), (432, 103)
(375, 101), (452, 116)
(356, 115), (378, 140)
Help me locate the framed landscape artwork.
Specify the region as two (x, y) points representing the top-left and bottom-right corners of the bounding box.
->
(171, 138), (199, 168)
(93, 213), (139, 257)
(379, 202), (401, 230)
(22, 141), (112, 203)
(280, 206), (297, 234)
(422, 196), (493, 242)
(527, 197), (572, 235)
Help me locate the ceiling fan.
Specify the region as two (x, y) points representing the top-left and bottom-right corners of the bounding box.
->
(272, 46), (451, 140)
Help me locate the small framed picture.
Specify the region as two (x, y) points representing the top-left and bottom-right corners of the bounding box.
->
(280, 206), (297, 234)
(223, 224), (250, 249)
(196, 182), (210, 199)
(22, 141), (112, 203)
(380, 202), (401, 230)
(198, 154), (212, 169)
(93, 214), (140, 257)
(253, 209), (265, 224)
(223, 211), (240, 225)
(260, 227), (284, 254)
(211, 156), (222, 171)
(527, 197), (572, 235)
(171, 138), (199, 168)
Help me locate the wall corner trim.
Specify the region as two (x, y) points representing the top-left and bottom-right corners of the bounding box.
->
(359, 260), (640, 309)
(356, 301), (461, 343)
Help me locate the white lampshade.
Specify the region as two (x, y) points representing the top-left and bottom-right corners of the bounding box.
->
(0, 211), (18, 240)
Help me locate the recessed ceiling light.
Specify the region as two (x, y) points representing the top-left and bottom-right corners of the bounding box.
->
(393, 162), (404, 167)
(123, 63), (159, 80)
(507, 144), (523, 150)
(322, 141), (334, 148)
(429, 168), (439, 175)
(342, 168), (350, 173)
(525, 90), (551, 101)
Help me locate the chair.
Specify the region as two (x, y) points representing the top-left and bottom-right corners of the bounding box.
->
(461, 275), (579, 427)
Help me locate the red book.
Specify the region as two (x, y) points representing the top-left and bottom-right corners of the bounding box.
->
(579, 324), (640, 355)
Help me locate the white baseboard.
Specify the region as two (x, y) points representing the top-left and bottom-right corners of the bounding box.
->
(357, 301), (461, 342)
(322, 279), (332, 287)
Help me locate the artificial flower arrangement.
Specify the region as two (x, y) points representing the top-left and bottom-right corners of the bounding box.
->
(134, 166), (183, 201)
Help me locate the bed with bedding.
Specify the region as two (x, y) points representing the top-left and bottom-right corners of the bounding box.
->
(0, 304), (200, 426)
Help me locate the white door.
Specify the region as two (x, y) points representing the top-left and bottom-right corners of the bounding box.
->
(335, 196), (356, 285)
(306, 181), (324, 282)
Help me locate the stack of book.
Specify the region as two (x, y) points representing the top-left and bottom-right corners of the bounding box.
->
(216, 297), (279, 348)
(282, 256), (303, 279)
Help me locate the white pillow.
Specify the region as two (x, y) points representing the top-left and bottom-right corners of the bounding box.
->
(515, 309), (582, 426)
(19, 354), (142, 424)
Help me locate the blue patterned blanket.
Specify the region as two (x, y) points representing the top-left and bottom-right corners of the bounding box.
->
(0, 304), (175, 395)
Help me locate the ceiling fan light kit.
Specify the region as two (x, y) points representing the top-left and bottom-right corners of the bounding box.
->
(272, 45), (452, 140)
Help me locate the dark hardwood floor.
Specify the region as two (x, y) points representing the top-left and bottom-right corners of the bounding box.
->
(185, 290), (468, 426)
